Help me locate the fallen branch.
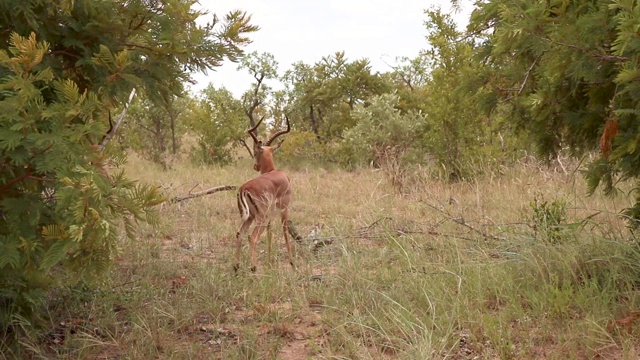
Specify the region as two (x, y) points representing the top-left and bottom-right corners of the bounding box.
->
(286, 220), (304, 243)
(420, 200), (508, 242)
(167, 185), (237, 204)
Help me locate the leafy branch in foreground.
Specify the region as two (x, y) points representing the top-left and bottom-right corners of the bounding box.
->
(0, 33), (164, 331)
(467, 0), (640, 227)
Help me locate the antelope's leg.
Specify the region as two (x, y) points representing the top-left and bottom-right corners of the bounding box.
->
(235, 218), (252, 271)
(281, 209), (295, 269)
(267, 221), (273, 266)
(249, 222), (267, 272)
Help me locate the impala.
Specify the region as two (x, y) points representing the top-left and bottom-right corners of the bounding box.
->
(235, 117), (294, 272)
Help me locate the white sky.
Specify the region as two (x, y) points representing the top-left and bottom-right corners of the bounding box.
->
(191, 0), (473, 97)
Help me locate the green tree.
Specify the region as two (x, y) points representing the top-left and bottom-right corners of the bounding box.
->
(0, 0), (256, 330)
(343, 94), (424, 189)
(421, 10), (491, 180)
(1, 0), (257, 100)
(186, 85), (246, 165)
(467, 0), (640, 224)
(283, 52), (389, 142)
(387, 55), (432, 114)
(239, 51), (279, 129)
(124, 94), (188, 168)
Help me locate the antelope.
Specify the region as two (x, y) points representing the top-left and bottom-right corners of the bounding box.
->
(235, 116), (294, 272)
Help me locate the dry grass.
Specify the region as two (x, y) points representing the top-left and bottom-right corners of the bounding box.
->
(6, 153), (640, 359)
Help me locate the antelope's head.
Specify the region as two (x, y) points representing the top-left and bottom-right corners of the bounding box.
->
(246, 116), (290, 173)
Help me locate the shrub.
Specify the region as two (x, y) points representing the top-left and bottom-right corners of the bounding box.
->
(342, 94), (424, 191)
(528, 194), (571, 244)
(0, 34), (163, 332)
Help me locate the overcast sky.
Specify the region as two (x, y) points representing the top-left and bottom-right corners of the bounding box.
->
(191, 0), (473, 97)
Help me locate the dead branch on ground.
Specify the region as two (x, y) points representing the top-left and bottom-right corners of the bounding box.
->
(167, 185), (237, 204)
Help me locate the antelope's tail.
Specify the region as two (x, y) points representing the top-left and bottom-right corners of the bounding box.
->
(237, 190), (252, 221)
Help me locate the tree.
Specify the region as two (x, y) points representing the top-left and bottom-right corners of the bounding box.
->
(0, 0), (257, 330)
(343, 94), (424, 190)
(282, 52), (389, 142)
(0, 0), (258, 101)
(387, 55), (432, 114)
(186, 85), (246, 165)
(418, 9), (502, 180)
(125, 94), (188, 168)
(467, 0), (640, 224)
(239, 51), (279, 128)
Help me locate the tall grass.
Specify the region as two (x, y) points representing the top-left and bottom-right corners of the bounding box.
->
(3, 153), (640, 359)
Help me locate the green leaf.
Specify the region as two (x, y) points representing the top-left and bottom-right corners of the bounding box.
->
(40, 240), (72, 271)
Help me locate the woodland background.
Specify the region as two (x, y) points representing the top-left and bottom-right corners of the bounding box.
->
(2, 0), (640, 358)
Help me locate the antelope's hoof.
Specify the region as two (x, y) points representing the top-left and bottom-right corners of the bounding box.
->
(250, 266), (257, 273)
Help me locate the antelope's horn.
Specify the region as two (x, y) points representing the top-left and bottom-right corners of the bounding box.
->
(265, 115), (291, 146)
(246, 115), (265, 143)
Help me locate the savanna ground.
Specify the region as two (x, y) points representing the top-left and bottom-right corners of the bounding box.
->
(7, 153), (640, 359)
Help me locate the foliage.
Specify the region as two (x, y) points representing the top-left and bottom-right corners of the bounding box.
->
(342, 94), (424, 190)
(0, 34), (164, 330)
(276, 130), (327, 168)
(238, 51), (279, 129)
(282, 52), (390, 141)
(387, 55), (432, 114)
(124, 94), (188, 168)
(467, 0), (640, 225)
(0, 0), (256, 333)
(0, 0), (258, 101)
(186, 85), (246, 165)
(419, 9), (516, 181)
(528, 194), (571, 244)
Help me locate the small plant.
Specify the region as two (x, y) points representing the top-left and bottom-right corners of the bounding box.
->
(528, 193), (570, 244)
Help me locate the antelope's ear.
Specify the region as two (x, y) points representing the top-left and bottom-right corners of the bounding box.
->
(271, 139), (285, 152)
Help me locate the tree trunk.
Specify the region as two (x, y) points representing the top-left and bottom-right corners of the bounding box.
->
(170, 110), (177, 154)
(309, 104), (320, 139)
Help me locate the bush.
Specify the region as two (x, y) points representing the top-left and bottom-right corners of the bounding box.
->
(0, 34), (163, 333)
(341, 94), (424, 191)
(185, 86), (245, 166)
(528, 194), (571, 244)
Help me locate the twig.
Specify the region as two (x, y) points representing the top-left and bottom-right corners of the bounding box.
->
(240, 138), (254, 158)
(421, 201), (508, 242)
(98, 88), (137, 151)
(167, 185), (237, 204)
(187, 182), (200, 194)
(499, 55), (541, 101)
(359, 216), (393, 232)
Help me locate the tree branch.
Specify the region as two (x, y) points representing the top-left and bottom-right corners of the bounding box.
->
(136, 122), (157, 134)
(167, 185), (237, 204)
(239, 138), (254, 158)
(244, 74), (265, 129)
(498, 55), (541, 101)
(98, 88), (137, 151)
(0, 171), (32, 194)
(541, 36), (629, 62)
